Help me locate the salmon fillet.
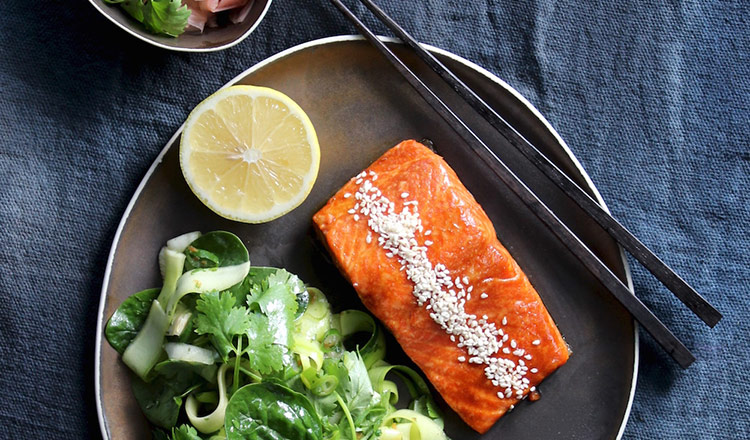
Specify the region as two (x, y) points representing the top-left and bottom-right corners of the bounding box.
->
(313, 140), (570, 433)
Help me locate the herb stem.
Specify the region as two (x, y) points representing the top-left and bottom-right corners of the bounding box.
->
(334, 391), (357, 440)
(238, 366), (262, 383)
(232, 336), (243, 395)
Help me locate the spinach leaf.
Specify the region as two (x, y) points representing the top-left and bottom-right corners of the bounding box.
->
(225, 382), (323, 440)
(151, 429), (170, 440)
(105, 288), (160, 354)
(185, 231), (249, 271)
(185, 246), (220, 270)
(131, 360), (206, 429)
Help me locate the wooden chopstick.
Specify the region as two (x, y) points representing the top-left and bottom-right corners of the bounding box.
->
(356, 0), (721, 329)
(329, 0), (696, 368)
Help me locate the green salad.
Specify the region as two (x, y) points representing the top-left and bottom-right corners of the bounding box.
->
(105, 231), (450, 440)
(103, 0), (191, 37)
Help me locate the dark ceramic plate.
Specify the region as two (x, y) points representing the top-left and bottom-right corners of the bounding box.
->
(88, 0), (272, 52)
(95, 36), (637, 439)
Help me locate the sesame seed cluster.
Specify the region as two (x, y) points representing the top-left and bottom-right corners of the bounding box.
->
(347, 171), (536, 400)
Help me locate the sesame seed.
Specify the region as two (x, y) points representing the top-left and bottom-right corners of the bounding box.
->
(353, 214), (360, 221)
(530, 368), (538, 374)
(344, 192), (352, 198)
(532, 339), (541, 345)
(346, 173), (533, 400)
(502, 316), (508, 326)
(481, 293), (488, 299)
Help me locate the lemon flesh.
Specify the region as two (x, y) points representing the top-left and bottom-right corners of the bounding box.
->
(180, 86), (320, 223)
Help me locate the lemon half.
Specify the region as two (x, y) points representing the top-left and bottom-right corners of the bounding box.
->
(180, 85), (320, 223)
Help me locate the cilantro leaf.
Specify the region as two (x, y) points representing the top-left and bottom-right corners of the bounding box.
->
(244, 313), (286, 375)
(247, 269), (300, 346)
(195, 291), (251, 361)
(247, 269), (304, 310)
(171, 424), (202, 440)
(340, 352), (380, 421)
(223, 273), (255, 308)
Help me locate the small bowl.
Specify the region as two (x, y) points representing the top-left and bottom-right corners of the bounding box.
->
(89, 0), (272, 52)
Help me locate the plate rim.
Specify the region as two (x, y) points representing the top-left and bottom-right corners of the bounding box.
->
(94, 34), (639, 439)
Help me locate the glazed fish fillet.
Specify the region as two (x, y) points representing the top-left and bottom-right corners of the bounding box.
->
(312, 140), (570, 433)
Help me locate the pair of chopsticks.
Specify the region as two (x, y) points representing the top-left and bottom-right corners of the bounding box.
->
(330, 0), (721, 368)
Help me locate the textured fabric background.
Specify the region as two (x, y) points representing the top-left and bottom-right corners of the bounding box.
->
(0, 0), (747, 438)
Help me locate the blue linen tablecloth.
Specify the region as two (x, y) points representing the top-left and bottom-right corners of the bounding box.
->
(0, 0), (747, 438)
